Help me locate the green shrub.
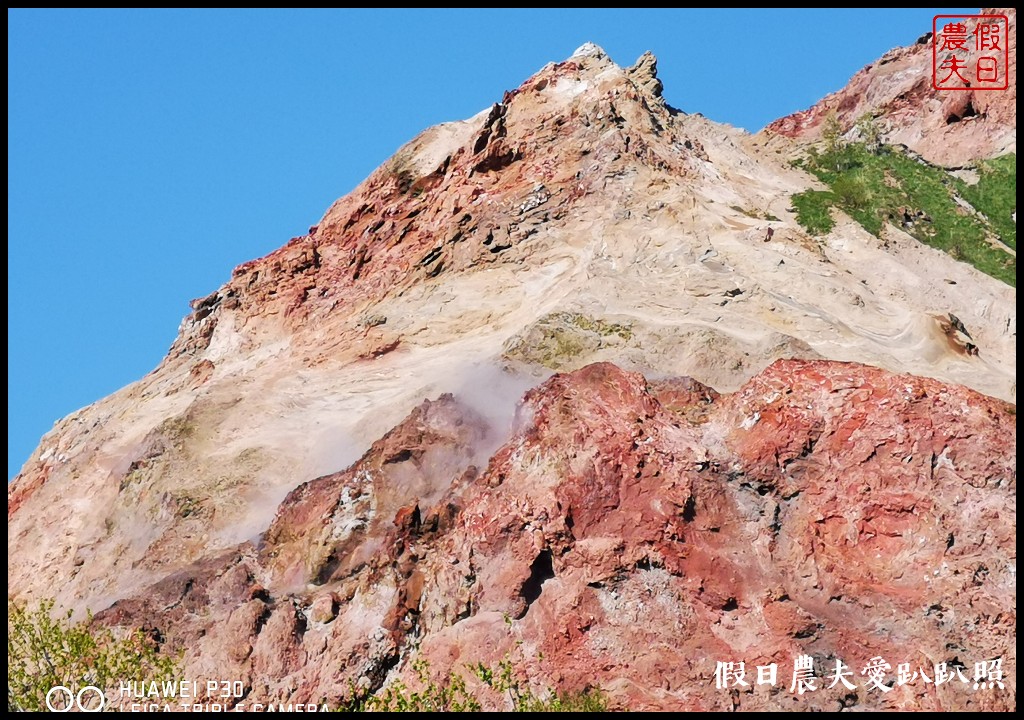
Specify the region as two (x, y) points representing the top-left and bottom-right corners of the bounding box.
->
(352, 658), (482, 712)
(832, 172), (872, 210)
(7, 599), (179, 712)
(855, 113), (882, 155)
(342, 657), (608, 713)
(791, 190), (836, 235)
(472, 657), (608, 712)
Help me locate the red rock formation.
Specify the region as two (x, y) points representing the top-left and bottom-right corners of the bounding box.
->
(99, 359), (1016, 711)
(767, 8), (1016, 166)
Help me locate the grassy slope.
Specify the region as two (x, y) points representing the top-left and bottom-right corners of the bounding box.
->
(959, 154), (1016, 251)
(791, 146), (1016, 287)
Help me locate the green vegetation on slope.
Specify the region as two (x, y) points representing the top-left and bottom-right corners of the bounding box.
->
(791, 128), (1016, 286)
(959, 153), (1016, 250)
(8, 600), (179, 712)
(9, 599), (605, 713)
(791, 190), (836, 235)
(343, 657), (608, 712)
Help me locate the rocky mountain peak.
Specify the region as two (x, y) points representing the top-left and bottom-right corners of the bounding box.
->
(569, 41), (610, 61)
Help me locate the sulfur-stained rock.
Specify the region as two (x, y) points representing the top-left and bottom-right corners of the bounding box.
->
(92, 360), (1015, 711)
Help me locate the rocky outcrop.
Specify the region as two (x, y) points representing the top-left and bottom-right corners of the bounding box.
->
(629, 51), (664, 99)
(98, 360), (1016, 711)
(766, 8), (1017, 166)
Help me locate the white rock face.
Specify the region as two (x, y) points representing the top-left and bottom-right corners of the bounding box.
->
(570, 41), (609, 60)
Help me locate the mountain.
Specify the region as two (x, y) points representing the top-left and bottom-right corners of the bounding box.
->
(8, 34), (1016, 712)
(767, 7), (1016, 167)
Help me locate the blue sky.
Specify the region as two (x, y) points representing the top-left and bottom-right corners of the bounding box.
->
(8, 8), (975, 479)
